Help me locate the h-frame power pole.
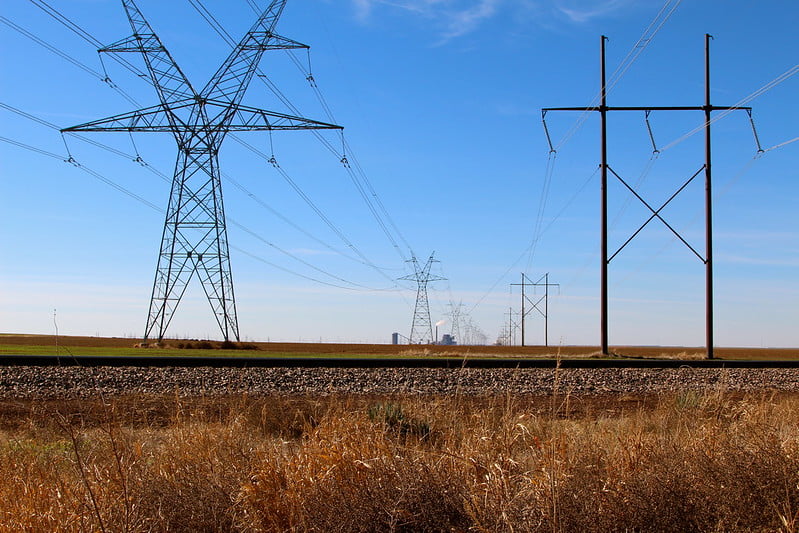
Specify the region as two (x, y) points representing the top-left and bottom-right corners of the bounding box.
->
(543, 34), (752, 359)
(63, 0), (341, 342)
(400, 253), (446, 344)
(512, 272), (559, 347)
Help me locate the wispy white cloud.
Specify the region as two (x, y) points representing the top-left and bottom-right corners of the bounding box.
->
(439, 0), (501, 41)
(352, 0), (374, 21)
(351, 0), (501, 42)
(554, 0), (635, 24)
(350, 0), (639, 41)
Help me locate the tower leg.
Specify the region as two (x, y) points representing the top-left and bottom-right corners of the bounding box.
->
(144, 148), (239, 341)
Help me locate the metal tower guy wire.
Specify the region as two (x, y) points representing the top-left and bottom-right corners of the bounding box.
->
(63, 0), (341, 342)
(400, 252), (446, 344)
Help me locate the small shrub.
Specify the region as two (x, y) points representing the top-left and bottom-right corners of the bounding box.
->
(367, 402), (431, 439)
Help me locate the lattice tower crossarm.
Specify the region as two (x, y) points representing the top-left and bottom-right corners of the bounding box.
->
(399, 253), (446, 344)
(62, 0), (341, 342)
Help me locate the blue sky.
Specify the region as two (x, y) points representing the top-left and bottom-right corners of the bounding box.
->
(1, 0), (797, 346)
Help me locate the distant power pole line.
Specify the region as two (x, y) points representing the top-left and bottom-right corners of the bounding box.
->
(542, 34), (756, 359)
(504, 307), (521, 346)
(400, 252), (446, 344)
(512, 272), (559, 347)
(63, 0), (341, 341)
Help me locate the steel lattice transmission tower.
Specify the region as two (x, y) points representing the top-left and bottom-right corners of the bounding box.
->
(400, 253), (446, 344)
(63, 0), (341, 341)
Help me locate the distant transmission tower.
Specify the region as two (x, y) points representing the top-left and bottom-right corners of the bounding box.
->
(446, 300), (464, 343)
(400, 253), (446, 344)
(63, 0), (341, 341)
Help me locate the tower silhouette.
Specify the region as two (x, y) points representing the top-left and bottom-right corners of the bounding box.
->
(400, 253), (445, 344)
(63, 0), (341, 341)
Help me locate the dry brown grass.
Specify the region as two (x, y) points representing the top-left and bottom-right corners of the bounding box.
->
(1, 392), (798, 532)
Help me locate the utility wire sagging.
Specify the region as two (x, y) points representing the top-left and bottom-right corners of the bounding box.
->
(60, 0), (348, 342)
(5, 0), (416, 337)
(185, 0), (413, 262)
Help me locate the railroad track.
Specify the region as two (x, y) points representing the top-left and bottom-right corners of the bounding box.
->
(1, 355), (798, 369)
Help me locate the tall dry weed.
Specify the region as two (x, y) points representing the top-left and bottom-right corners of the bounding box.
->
(0, 392), (797, 532)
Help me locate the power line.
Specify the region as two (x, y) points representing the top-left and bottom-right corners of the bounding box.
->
(527, 0), (683, 278)
(1, 16), (104, 80)
(16, 2), (401, 304)
(661, 62), (799, 152)
(17, 0), (410, 285)
(468, 164), (598, 315)
(1, 14), (140, 106)
(28, 0), (148, 81)
(229, 134), (399, 282)
(0, 135), (64, 161)
(3, 100), (375, 270)
(1, 133), (394, 292)
(551, 0), (683, 152)
(186, 0), (413, 261)
(2, 109), (393, 294)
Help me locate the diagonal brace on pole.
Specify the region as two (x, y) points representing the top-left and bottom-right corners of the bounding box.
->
(512, 273), (559, 347)
(541, 34), (757, 359)
(607, 165), (706, 263)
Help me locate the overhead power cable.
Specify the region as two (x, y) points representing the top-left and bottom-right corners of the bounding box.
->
(0, 15), (139, 106)
(552, 0), (683, 151)
(342, 137), (415, 257)
(0, 135), (64, 161)
(28, 0), (148, 81)
(661, 62), (799, 152)
(281, 42), (414, 259)
(0, 101), (164, 179)
(1, 16), (103, 80)
(2, 98), (368, 272)
(187, 0), (413, 261)
(1, 133), (393, 291)
(16, 1), (410, 293)
(762, 136), (799, 153)
(220, 171), (364, 263)
(525, 151), (557, 273)
(2, 102), (395, 290)
(469, 165), (599, 314)
(230, 134), (399, 282)
(0, 135), (163, 210)
(226, 218), (378, 289)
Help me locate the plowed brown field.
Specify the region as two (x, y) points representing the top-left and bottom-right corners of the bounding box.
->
(1, 333), (796, 359)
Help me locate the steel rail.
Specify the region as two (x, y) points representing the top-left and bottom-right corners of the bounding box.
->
(1, 355), (798, 369)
